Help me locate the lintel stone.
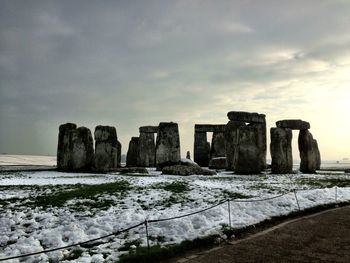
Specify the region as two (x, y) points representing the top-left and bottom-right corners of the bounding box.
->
(195, 124), (226, 133)
(276, 119), (310, 130)
(227, 111), (266, 123)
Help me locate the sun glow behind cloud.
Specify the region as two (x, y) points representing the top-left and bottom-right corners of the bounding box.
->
(0, 0), (349, 160)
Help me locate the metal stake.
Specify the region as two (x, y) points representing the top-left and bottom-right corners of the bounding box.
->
(145, 220), (150, 249)
(335, 186), (338, 203)
(228, 200), (232, 229)
(293, 190), (301, 211)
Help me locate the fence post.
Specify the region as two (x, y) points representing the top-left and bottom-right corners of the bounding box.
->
(293, 190), (301, 211)
(335, 186), (338, 204)
(145, 220), (150, 250)
(227, 200), (232, 229)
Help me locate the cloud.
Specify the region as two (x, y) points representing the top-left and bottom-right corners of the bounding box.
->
(0, 0), (349, 159)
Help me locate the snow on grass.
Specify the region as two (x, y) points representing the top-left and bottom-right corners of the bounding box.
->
(1, 170), (350, 262)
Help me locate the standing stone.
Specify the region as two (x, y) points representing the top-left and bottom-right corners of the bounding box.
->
(57, 123), (77, 170)
(126, 137), (139, 167)
(234, 126), (261, 174)
(138, 132), (156, 167)
(70, 127), (94, 171)
(186, 151), (191, 160)
(314, 140), (321, 170)
(117, 140), (122, 167)
(194, 132), (210, 166)
(298, 130), (318, 173)
(224, 121), (246, 170)
(250, 119), (267, 170)
(155, 122), (181, 167)
(270, 128), (293, 174)
(94, 126), (119, 172)
(210, 131), (226, 158)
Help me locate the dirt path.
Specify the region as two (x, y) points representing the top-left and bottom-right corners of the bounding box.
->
(166, 206), (350, 263)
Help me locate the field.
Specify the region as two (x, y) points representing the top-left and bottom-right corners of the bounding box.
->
(1, 155), (350, 262)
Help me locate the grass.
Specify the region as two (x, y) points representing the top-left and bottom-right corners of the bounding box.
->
(117, 235), (220, 263)
(152, 181), (191, 194)
(117, 201), (350, 263)
(295, 178), (350, 188)
(31, 180), (131, 209)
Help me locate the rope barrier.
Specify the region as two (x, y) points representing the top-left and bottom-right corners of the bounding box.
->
(0, 187), (344, 261)
(0, 222), (144, 262)
(148, 200), (227, 223)
(230, 192), (289, 203)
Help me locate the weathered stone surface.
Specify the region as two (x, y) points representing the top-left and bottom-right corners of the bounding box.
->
(70, 127), (94, 171)
(194, 132), (210, 167)
(314, 140), (321, 170)
(155, 122), (181, 167)
(57, 123), (77, 170)
(139, 126), (158, 133)
(249, 120), (267, 170)
(94, 126), (119, 171)
(224, 121), (246, 171)
(276, 119), (310, 130)
(117, 140), (121, 167)
(186, 151), (191, 160)
(270, 128), (293, 174)
(138, 132), (156, 167)
(162, 165), (216, 176)
(209, 157), (227, 169)
(298, 130), (319, 173)
(126, 137), (139, 167)
(118, 167), (148, 174)
(195, 124), (226, 133)
(234, 126), (262, 174)
(210, 132), (226, 158)
(227, 111), (266, 123)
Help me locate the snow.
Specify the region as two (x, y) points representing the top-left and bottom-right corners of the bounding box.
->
(1, 168), (350, 262)
(0, 155), (56, 166)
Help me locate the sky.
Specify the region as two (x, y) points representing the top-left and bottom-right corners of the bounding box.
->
(0, 0), (349, 161)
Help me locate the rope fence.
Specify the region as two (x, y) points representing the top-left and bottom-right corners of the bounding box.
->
(0, 186), (348, 261)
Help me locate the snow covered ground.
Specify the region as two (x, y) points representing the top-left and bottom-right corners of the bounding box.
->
(0, 155), (56, 166)
(1, 168), (350, 262)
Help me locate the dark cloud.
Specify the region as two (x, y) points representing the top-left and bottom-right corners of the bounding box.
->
(1, 0), (349, 159)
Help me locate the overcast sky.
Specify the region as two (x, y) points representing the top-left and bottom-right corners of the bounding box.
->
(1, 0), (349, 160)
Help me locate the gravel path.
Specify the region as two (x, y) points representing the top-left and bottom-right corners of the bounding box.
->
(167, 206), (350, 263)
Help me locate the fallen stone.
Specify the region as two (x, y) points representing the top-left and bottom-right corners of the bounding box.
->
(139, 126), (158, 133)
(234, 126), (262, 174)
(227, 111), (265, 123)
(298, 130), (319, 173)
(57, 123), (77, 170)
(180, 158), (200, 167)
(94, 125), (119, 172)
(126, 137), (139, 167)
(209, 157), (227, 169)
(270, 128), (293, 174)
(117, 167), (149, 174)
(156, 122), (181, 167)
(276, 119), (310, 130)
(162, 165), (216, 176)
